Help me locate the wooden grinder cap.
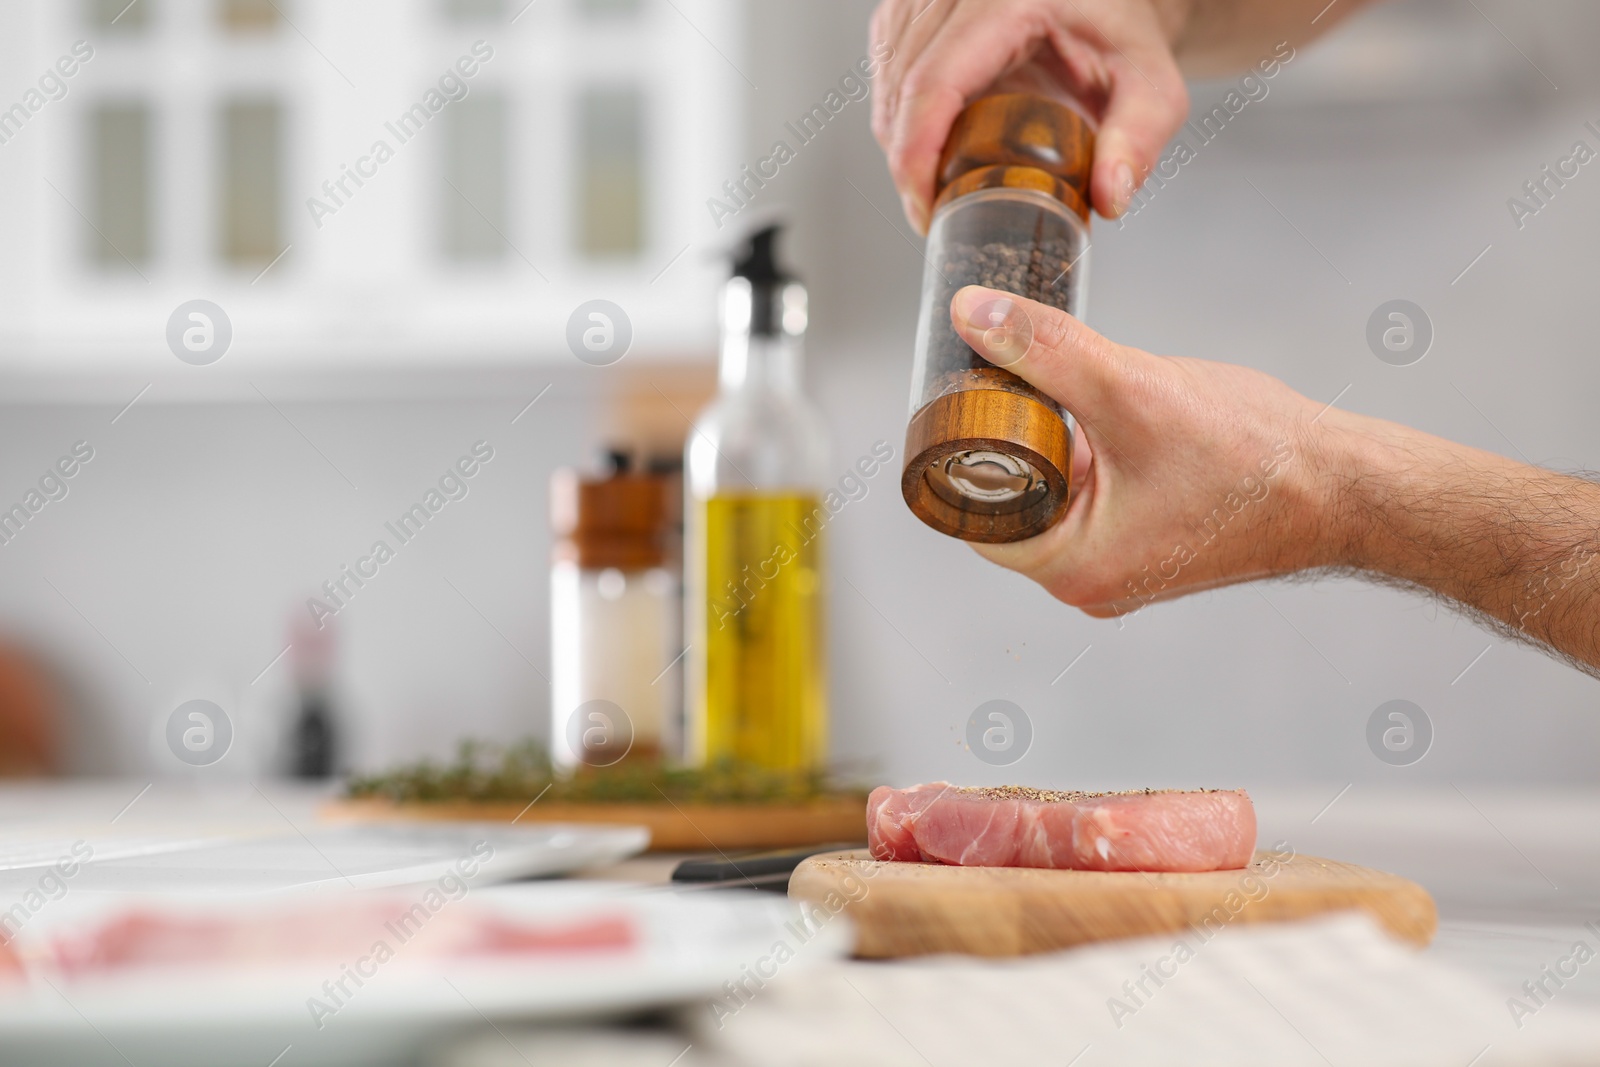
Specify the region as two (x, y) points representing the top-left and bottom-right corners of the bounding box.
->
(933, 93), (1095, 220)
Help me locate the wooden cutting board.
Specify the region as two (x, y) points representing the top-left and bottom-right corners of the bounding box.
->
(789, 849), (1436, 958)
(324, 795), (867, 852)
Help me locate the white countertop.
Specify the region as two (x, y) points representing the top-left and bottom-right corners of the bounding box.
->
(3, 780), (1597, 1063)
(2, 779), (1594, 985)
(1250, 783), (1600, 1012)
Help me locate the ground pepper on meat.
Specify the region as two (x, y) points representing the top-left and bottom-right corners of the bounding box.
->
(955, 786), (1229, 803)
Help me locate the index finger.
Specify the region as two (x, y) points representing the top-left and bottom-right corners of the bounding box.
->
(887, 3), (1047, 232)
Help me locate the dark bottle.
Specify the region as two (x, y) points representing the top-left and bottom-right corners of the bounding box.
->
(291, 689), (337, 779)
(288, 615), (339, 778)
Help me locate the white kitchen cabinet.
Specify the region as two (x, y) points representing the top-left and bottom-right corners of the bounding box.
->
(0, 0), (741, 378)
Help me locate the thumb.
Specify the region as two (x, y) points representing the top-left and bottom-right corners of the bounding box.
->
(949, 285), (1127, 417)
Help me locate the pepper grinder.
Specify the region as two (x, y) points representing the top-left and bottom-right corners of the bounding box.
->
(901, 93), (1095, 543)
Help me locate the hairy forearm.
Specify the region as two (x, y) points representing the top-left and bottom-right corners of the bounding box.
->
(1165, 0), (1384, 77)
(1315, 410), (1600, 674)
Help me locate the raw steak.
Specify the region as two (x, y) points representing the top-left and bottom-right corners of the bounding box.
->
(23, 899), (634, 979)
(867, 783), (1255, 872)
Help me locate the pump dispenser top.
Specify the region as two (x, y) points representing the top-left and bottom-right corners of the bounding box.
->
(724, 224), (808, 344)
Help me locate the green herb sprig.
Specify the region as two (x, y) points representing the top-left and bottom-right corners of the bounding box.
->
(346, 739), (857, 806)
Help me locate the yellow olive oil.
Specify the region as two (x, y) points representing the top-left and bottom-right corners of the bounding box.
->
(691, 492), (826, 772)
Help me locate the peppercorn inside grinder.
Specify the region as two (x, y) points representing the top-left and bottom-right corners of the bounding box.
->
(901, 93), (1094, 543)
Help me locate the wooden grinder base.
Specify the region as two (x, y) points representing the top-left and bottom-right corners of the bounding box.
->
(902, 385), (1072, 543)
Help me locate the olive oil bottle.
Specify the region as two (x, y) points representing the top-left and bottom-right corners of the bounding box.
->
(685, 226), (829, 773)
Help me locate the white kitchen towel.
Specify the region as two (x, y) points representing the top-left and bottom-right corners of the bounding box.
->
(695, 913), (1600, 1066)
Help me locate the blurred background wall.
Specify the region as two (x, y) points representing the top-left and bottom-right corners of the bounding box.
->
(0, 0), (1597, 786)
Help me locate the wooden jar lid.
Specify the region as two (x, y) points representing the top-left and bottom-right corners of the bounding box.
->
(551, 467), (672, 570)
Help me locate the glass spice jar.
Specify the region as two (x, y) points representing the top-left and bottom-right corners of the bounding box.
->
(901, 92), (1094, 543)
(549, 451), (681, 770)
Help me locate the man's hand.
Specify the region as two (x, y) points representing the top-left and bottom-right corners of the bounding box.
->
(868, 0), (1383, 232)
(948, 285), (1333, 616)
(870, 0), (1192, 230)
(949, 285), (1600, 676)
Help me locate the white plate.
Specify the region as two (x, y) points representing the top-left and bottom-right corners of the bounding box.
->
(0, 882), (851, 1067)
(0, 821), (650, 896)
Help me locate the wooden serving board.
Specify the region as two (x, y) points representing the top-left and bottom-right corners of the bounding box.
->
(789, 849), (1436, 959)
(324, 795), (867, 852)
